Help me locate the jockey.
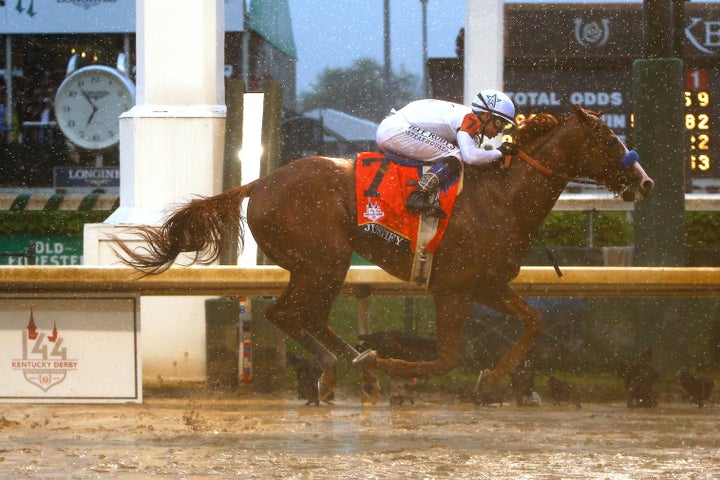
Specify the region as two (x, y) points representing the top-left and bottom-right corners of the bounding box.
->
(376, 89), (518, 218)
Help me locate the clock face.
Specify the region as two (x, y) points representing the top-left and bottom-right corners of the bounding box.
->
(55, 65), (135, 151)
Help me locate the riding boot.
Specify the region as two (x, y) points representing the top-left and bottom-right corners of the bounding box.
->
(405, 178), (446, 218)
(406, 157), (460, 218)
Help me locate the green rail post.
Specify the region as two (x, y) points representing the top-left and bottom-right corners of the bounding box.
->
(631, 0), (688, 361)
(632, 0), (687, 267)
(632, 58), (687, 266)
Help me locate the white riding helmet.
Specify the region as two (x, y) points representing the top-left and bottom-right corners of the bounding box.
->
(471, 89), (517, 126)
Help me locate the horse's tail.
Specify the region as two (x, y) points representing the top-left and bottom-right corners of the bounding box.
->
(113, 183), (254, 275)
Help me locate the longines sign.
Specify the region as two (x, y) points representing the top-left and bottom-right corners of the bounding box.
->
(0, 298), (140, 403)
(54, 167), (120, 188)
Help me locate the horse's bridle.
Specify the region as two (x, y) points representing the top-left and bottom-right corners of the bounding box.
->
(500, 110), (634, 189)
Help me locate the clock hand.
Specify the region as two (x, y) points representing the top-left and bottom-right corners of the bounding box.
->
(85, 105), (98, 127)
(80, 89), (97, 108)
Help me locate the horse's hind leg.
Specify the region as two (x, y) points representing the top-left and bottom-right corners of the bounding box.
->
(266, 274), (381, 402)
(262, 284), (339, 403)
(308, 312), (382, 403)
(265, 268), (364, 402)
(293, 330), (339, 403)
(265, 300), (339, 402)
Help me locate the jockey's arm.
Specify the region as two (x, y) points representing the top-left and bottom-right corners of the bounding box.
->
(456, 130), (503, 166)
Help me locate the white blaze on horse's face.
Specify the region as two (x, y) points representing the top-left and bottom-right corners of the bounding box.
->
(631, 162), (654, 198)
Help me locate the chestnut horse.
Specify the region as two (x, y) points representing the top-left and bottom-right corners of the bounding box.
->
(113, 106), (654, 402)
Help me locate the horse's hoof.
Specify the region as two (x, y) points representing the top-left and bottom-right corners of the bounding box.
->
(360, 380), (381, 405)
(359, 370), (381, 405)
(352, 349), (378, 369)
(472, 369), (506, 405)
(474, 369), (492, 394)
(318, 373), (336, 403)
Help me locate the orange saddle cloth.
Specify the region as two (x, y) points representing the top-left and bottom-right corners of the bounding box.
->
(355, 151), (461, 253)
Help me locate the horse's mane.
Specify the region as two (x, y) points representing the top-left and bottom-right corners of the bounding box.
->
(513, 113), (559, 149)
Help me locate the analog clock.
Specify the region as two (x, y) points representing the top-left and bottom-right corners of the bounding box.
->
(55, 63), (135, 151)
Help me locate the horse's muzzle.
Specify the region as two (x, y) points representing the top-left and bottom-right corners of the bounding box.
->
(623, 161), (655, 201)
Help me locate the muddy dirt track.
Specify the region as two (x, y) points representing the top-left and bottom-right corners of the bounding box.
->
(1, 388), (719, 479)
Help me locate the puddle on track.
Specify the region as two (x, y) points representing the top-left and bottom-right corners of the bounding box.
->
(1, 391), (719, 479)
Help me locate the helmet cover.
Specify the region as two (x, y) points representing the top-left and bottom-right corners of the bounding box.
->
(471, 89), (516, 125)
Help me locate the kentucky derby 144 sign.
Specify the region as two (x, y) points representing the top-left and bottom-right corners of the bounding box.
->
(0, 298), (140, 403)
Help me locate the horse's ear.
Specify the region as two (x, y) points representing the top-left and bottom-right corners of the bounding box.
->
(571, 104), (590, 121)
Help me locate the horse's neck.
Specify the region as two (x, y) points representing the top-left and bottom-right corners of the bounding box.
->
(505, 137), (572, 233)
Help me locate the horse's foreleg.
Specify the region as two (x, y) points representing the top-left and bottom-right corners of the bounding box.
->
(478, 285), (543, 385)
(370, 293), (471, 377)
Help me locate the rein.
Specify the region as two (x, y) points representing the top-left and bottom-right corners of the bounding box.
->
(501, 150), (600, 186)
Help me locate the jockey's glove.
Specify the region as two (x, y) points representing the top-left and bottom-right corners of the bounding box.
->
(497, 141), (519, 157)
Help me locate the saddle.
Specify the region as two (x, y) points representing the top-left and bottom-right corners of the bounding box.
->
(355, 152), (462, 285)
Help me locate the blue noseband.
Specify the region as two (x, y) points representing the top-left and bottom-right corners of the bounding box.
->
(621, 150), (639, 169)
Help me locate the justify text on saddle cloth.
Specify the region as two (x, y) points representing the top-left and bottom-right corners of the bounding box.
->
(355, 152), (460, 254)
